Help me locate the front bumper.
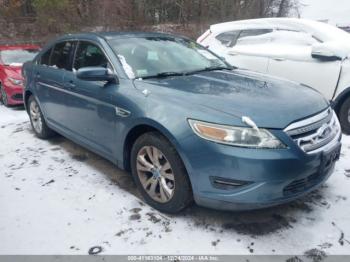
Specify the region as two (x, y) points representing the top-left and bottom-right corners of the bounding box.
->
(180, 129), (341, 211)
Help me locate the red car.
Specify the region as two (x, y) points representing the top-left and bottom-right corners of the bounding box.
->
(0, 44), (40, 106)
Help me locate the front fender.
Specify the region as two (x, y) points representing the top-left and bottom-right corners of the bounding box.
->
(119, 117), (193, 173)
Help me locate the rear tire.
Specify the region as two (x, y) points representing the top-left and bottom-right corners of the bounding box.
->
(28, 96), (56, 139)
(0, 84), (9, 107)
(130, 132), (193, 213)
(339, 96), (350, 135)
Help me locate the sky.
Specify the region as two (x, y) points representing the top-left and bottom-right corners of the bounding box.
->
(301, 0), (350, 25)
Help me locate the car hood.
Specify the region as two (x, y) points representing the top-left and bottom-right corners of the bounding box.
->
(2, 65), (23, 79)
(134, 69), (329, 129)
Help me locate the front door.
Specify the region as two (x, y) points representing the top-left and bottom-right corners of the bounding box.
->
(267, 30), (342, 100)
(63, 41), (119, 157)
(226, 29), (273, 73)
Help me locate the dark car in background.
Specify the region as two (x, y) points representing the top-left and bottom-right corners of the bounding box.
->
(0, 44), (40, 106)
(22, 32), (341, 213)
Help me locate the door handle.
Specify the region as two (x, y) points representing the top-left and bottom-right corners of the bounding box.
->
(66, 80), (76, 89)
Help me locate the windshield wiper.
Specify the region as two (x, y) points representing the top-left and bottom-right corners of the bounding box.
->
(185, 65), (233, 76)
(141, 71), (185, 79)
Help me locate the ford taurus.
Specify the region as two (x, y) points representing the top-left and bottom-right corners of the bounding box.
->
(23, 32), (342, 213)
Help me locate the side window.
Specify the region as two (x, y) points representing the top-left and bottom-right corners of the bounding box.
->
(215, 31), (240, 47)
(39, 48), (52, 66)
(271, 30), (320, 46)
(74, 42), (109, 70)
(50, 41), (75, 70)
(237, 29), (273, 41)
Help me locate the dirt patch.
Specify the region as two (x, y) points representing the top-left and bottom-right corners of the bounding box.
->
(116, 228), (133, 237)
(129, 214), (141, 221)
(146, 212), (162, 224)
(304, 248), (327, 262)
(12, 127), (24, 134)
(49, 137), (65, 145)
(332, 221), (350, 246)
(286, 256), (303, 262)
(130, 208), (142, 213)
(42, 179), (55, 187)
(88, 246), (103, 255)
(221, 214), (293, 236)
(211, 239), (220, 247)
(72, 154), (88, 162)
(318, 242), (332, 249)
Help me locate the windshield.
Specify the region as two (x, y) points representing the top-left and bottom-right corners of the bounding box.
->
(108, 36), (228, 79)
(0, 49), (39, 65)
(309, 21), (350, 42)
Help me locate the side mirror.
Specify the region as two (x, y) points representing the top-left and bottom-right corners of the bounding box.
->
(311, 43), (344, 61)
(76, 67), (117, 82)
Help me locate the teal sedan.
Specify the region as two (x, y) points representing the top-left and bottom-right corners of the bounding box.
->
(22, 32), (341, 213)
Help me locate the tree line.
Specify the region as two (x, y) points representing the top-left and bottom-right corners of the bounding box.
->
(0, 0), (300, 42)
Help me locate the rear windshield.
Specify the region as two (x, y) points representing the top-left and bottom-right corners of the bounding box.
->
(0, 49), (39, 65)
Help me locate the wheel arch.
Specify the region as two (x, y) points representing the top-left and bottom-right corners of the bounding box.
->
(333, 86), (350, 114)
(24, 90), (33, 112)
(122, 120), (189, 174)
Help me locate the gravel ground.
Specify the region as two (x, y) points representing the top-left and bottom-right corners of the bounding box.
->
(1, 104), (350, 256)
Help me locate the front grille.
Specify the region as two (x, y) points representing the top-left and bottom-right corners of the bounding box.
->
(12, 93), (23, 101)
(285, 108), (341, 154)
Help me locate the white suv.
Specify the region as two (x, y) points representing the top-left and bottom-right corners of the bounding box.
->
(198, 18), (350, 134)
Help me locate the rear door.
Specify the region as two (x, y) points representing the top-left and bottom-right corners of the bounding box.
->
(63, 41), (118, 157)
(266, 30), (341, 99)
(227, 29), (273, 73)
(34, 41), (76, 127)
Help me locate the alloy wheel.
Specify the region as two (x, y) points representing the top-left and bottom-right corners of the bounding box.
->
(136, 146), (175, 203)
(30, 100), (43, 134)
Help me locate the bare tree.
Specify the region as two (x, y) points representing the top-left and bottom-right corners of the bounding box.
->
(0, 0), (300, 42)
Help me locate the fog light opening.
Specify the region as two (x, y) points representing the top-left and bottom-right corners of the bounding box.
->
(210, 176), (250, 190)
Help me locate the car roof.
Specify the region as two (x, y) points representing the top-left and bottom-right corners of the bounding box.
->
(209, 18), (350, 42)
(54, 31), (186, 42)
(210, 18), (323, 33)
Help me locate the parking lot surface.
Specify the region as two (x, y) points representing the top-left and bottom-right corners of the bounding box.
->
(1, 105), (350, 256)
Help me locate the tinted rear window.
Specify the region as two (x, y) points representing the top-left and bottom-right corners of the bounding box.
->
(216, 31), (240, 47)
(40, 48), (52, 66)
(50, 41), (75, 70)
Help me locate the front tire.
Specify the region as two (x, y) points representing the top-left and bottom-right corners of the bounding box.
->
(28, 96), (55, 139)
(131, 132), (193, 213)
(339, 96), (350, 135)
(0, 85), (9, 107)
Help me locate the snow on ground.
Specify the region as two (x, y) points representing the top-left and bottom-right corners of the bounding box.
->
(0, 104), (350, 256)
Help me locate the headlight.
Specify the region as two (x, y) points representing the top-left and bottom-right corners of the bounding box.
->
(8, 77), (23, 86)
(188, 119), (286, 149)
